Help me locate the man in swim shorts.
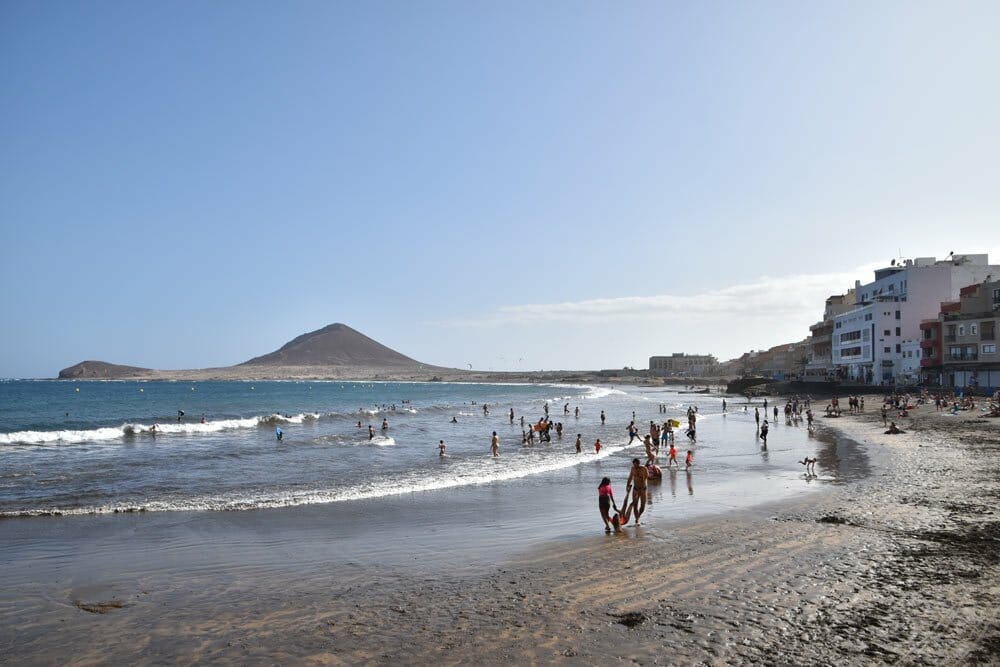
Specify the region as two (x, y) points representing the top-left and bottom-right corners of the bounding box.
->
(625, 458), (649, 525)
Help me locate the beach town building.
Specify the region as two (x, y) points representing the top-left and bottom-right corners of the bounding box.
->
(730, 341), (808, 380)
(804, 290), (856, 380)
(831, 254), (1000, 385)
(920, 279), (1000, 392)
(648, 353), (718, 376)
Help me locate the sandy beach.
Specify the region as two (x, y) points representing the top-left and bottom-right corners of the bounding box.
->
(2, 395), (998, 665)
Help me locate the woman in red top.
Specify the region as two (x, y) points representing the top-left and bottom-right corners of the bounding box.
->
(598, 477), (619, 533)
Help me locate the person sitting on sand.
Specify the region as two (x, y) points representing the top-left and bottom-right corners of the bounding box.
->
(885, 421), (905, 435)
(625, 458), (649, 525)
(646, 463), (662, 480)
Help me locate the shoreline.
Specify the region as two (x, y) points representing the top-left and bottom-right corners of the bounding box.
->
(2, 396), (998, 664)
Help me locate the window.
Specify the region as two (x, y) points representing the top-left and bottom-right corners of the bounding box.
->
(895, 310), (901, 320)
(993, 288), (1000, 304)
(842, 346), (862, 358)
(949, 346), (963, 359)
(835, 322), (842, 329)
(971, 324), (978, 335)
(864, 313), (873, 321)
(983, 344), (997, 354)
(884, 347), (891, 353)
(895, 327), (901, 336)
(840, 331), (862, 343)
(959, 325), (965, 336)
(896, 344), (901, 354)
(883, 330), (891, 337)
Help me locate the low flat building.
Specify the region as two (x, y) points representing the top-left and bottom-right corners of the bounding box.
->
(649, 353), (718, 376)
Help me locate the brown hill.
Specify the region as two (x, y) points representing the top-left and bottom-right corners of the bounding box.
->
(58, 360), (153, 379)
(240, 323), (424, 368)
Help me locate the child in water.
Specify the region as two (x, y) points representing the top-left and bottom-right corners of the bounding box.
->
(594, 438), (602, 454)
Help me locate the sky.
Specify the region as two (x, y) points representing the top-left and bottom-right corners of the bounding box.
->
(1, 1), (999, 377)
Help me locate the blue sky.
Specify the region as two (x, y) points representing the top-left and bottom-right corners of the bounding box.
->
(2, 1), (998, 377)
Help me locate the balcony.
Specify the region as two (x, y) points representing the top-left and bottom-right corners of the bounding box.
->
(944, 335), (957, 343)
(920, 358), (940, 368)
(810, 334), (831, 345)
(919, 339), (936, 349)
(982, 332), (996, 341)
(947, 353), (979, 362)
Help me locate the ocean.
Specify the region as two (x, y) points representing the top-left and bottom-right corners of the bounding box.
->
(0, 379), (843, 521)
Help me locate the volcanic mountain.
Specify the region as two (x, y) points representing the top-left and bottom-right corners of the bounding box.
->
(240, 323), (424, 368)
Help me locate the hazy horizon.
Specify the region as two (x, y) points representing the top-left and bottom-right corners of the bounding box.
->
(3, 2), (999, 378)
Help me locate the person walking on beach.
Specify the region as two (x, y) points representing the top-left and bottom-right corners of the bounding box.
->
(755, 407), (760, 427)
(644, 435), (655, 465)
(438, 440), (446, 457)
(625, 458), (649, 526)
(594, 438), (602, 454)
(598, 477), (619, 533)
(574, 406), (580, 418)
(759, 420), (769, 446)
(600, 410), (606, 425)
(685, 450), (693, 470)
(626, 421), (638, 444)
(491, 431), (500, 457)
(722, 399), (727, 413)
(509, 408), (514, 424)
(575, 434), (582, 453)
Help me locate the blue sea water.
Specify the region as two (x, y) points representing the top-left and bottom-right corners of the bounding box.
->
(0, 380), (838, 518)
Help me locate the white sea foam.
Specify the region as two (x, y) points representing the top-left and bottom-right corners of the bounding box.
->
(0, 427), (127, 446)
(2, 440), (636, 516)
(0, 412), (322, 446)
(584, 386), (628, 400)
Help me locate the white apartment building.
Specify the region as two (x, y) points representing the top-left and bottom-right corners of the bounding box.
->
(831, 254), (1000, 384)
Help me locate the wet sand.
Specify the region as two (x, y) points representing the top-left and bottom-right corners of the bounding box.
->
(2, 400), (998, 665)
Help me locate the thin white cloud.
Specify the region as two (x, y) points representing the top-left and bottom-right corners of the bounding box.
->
(439, 262), (885, 329)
